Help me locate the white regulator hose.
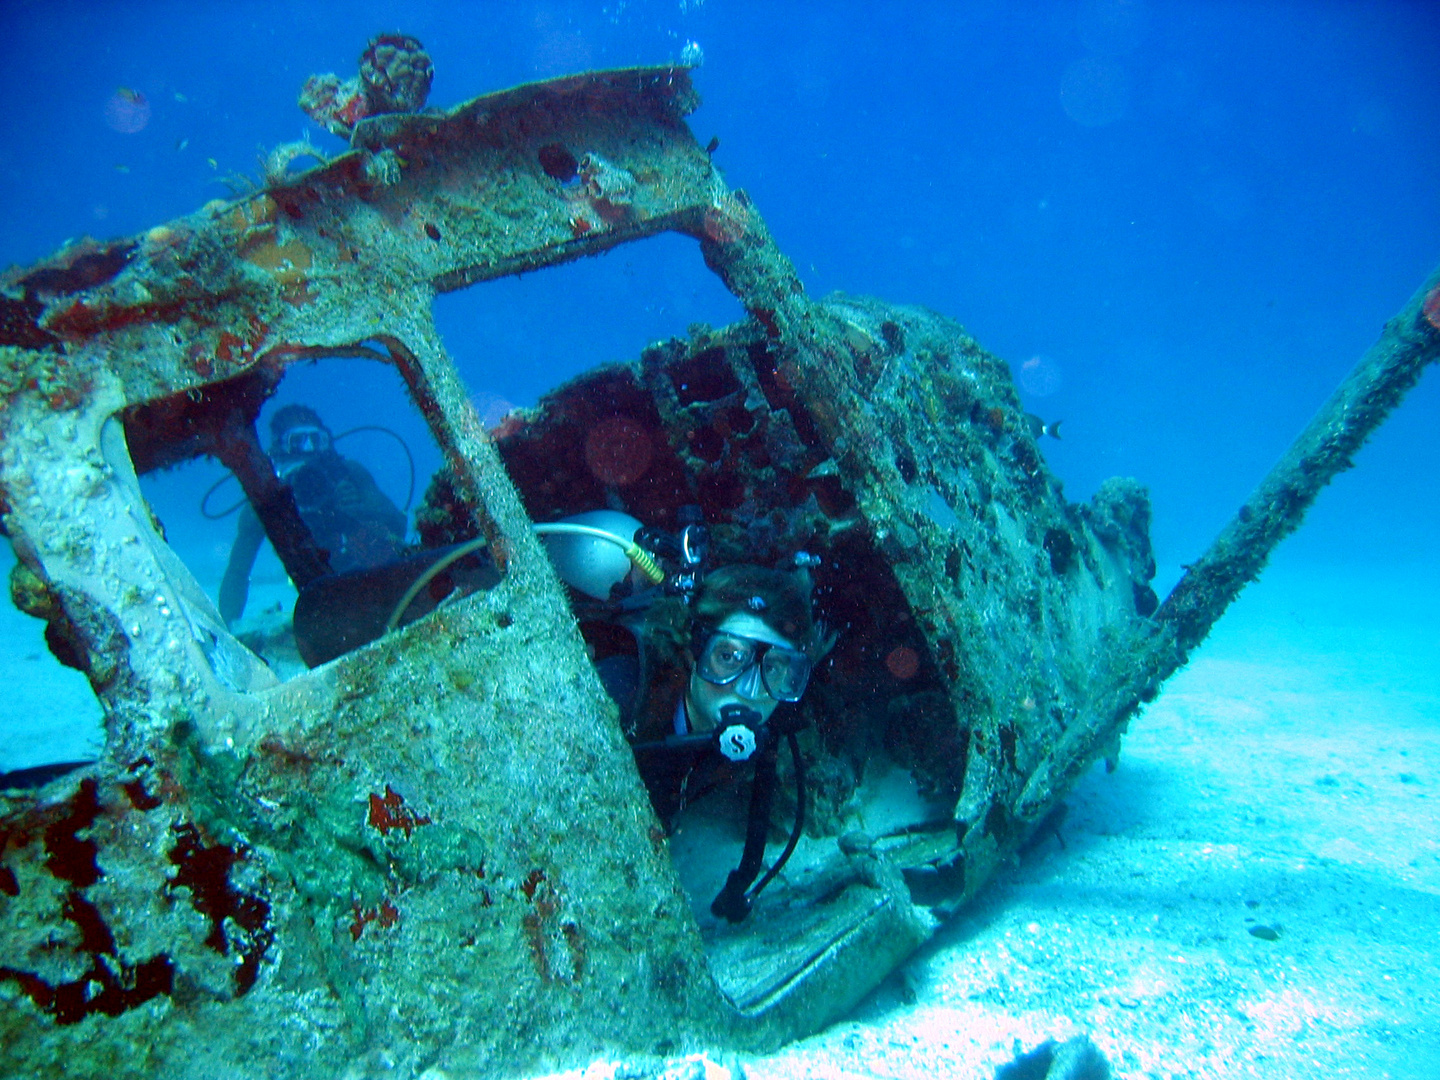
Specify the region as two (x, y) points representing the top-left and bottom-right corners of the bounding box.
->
(384, 521), (665, 633)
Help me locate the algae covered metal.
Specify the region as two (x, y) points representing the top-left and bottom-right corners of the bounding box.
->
(2, 52), (1436, 1080)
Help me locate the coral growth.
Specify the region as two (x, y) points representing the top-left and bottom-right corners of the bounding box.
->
(349, 898), (401, 941)
(577, 153), (637, 223)
(166, 823), (273, 994)
(1424, 284), (1440, 332)
(299, 34), (434, 138)
(362, 148), (404, 187)
(360, 34), (434, 114)
(263, 137), (329, 184)
(299, 73), (370, 139)
(702, 195), (753, 246)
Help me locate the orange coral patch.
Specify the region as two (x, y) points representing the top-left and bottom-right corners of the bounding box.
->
(226, 194), (278, 233)
(242, 237), (313, 286)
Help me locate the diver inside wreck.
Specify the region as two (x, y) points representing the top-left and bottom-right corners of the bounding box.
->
(1, 31), (1435, 1080)
(554, 539), (839, 926)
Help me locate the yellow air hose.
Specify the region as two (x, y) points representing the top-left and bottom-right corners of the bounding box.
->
(384, 522), (664, 634)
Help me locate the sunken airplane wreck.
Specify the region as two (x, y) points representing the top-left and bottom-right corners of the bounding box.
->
(2, 44), (1437, 1080)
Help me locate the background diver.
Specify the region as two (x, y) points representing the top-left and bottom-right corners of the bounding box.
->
(219, 404), (408, 627)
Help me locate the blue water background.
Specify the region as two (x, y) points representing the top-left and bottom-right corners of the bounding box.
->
(2, 0), (1437, 590)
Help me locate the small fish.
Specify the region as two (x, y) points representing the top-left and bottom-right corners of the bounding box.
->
(175, 137), (189, 152)
(114, 163), (130, 174)
(116, 86), (145, 105)
(1025, 413), (1063, 440)
(207, 157), (218, 169)
(174, 91), (188, 103)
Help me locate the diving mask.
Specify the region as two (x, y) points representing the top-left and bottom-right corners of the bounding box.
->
(277, 424), (331, 457)
(696, 632), (812, 702)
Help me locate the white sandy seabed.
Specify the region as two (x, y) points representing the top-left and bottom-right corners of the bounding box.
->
(1, 551), (1436, 1079)
(733, 558), (1440, 1080)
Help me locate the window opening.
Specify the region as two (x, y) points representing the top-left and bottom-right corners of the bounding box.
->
(127, 354), (498, 680)
(432, 231), (744, 421)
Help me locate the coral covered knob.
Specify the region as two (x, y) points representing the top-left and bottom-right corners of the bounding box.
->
(360, 34), (434, 114)
(299, 33), (434, 139)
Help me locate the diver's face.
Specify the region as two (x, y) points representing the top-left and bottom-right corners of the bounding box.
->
(685, 613), (799, 731)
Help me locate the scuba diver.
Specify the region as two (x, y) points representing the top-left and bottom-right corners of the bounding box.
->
(649, 562), (834, 923)
(542, 510), (835, 923)
(219, 404), (408, 627)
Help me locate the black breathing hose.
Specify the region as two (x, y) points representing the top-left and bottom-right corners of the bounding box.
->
(745, 730), (806, 903)
(710, 725), (807, 923)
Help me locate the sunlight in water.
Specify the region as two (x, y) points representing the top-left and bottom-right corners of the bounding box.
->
(1020, 354), (1064, 397)
(103, 87), (150, 133)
